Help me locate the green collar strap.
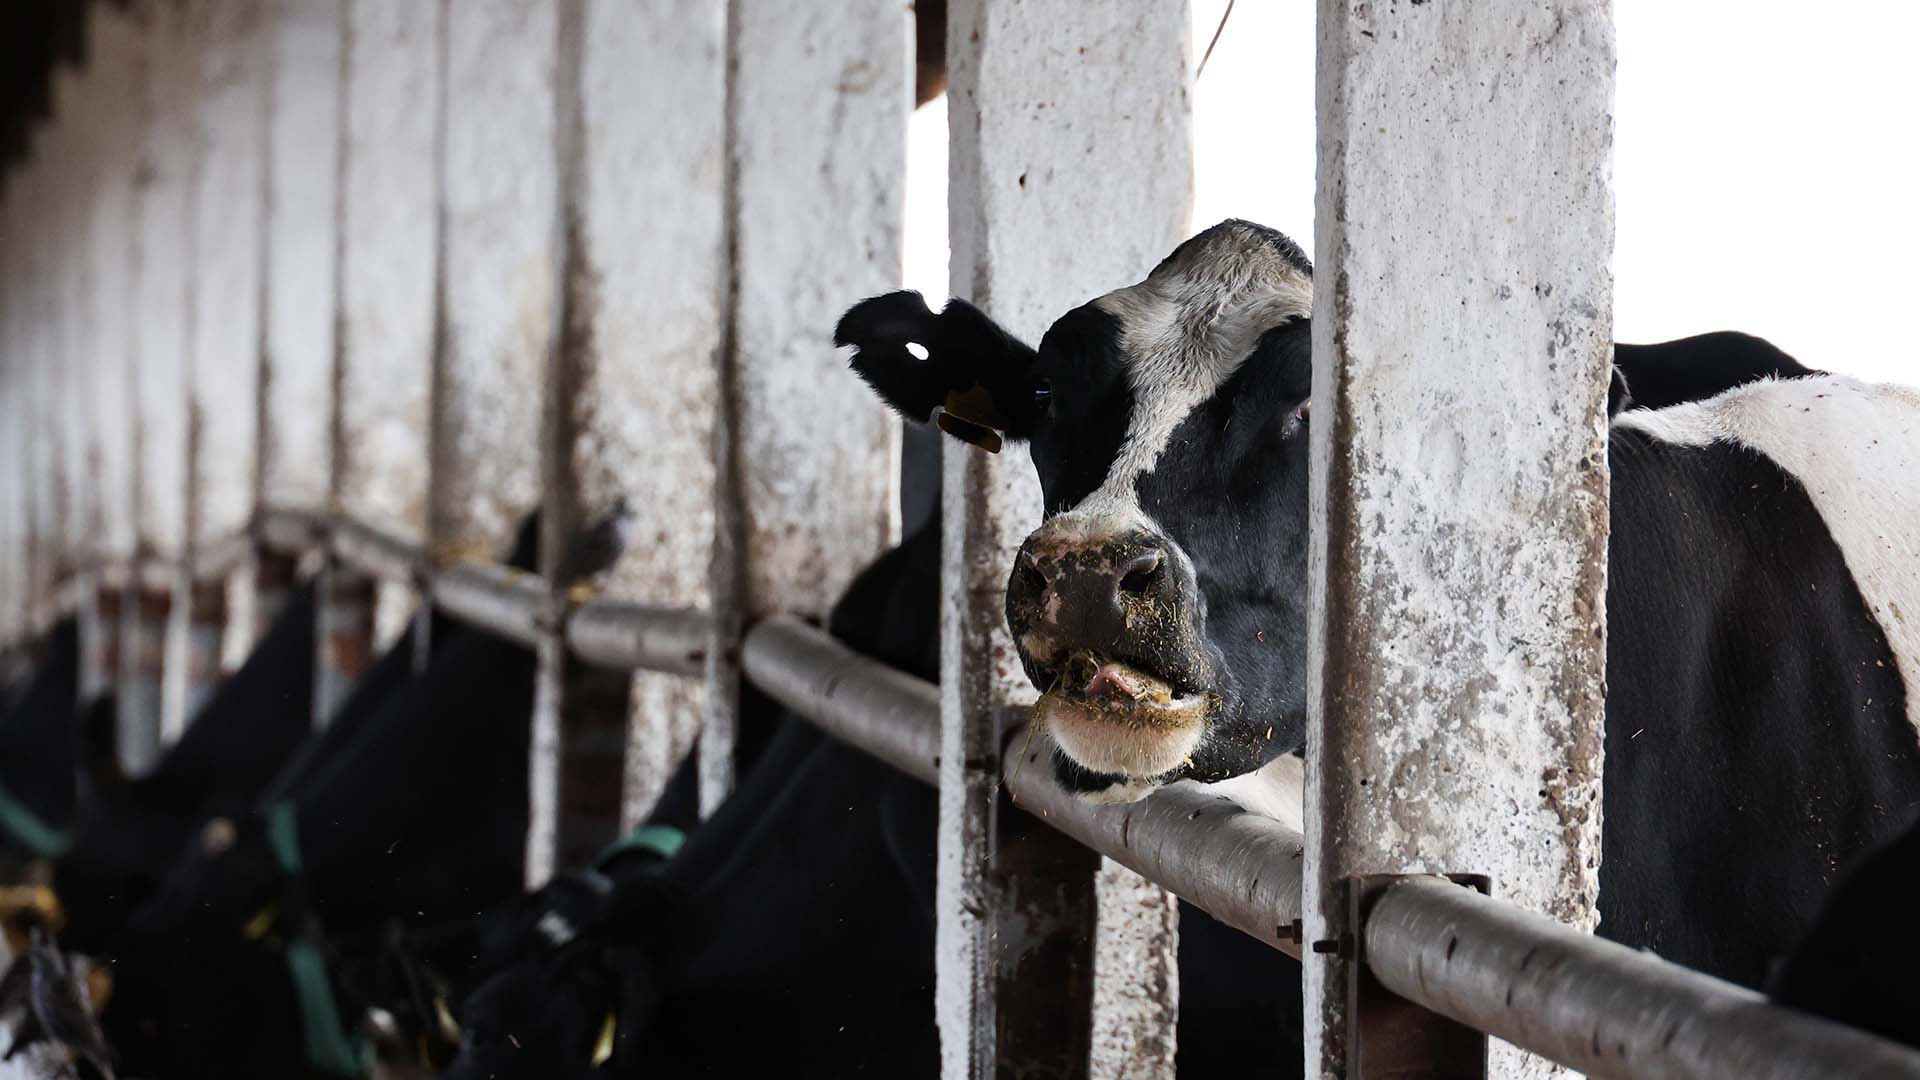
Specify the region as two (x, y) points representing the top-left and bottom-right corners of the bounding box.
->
(261, 802), (371, 1076)
(0, 778), (72, 858)
(594, 823), (685, 869)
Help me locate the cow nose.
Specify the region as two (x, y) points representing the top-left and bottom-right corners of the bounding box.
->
(1006, 532), (1178, 648)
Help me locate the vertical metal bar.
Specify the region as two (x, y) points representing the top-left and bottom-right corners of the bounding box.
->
(312, 562), (374, 723)
(183, 579), (228, 719)
(1306, 3), (1616, 1077)
(944, 3), (1195, 1076)
(253, 550), (300, 639)
(80, 588), (124, 706)
(567, 0), (727, 834)
(704, 0), (911, 817)
(119, 581), (171, 777)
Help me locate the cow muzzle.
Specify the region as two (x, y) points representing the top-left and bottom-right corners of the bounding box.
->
(1005, 525), (1215, 784)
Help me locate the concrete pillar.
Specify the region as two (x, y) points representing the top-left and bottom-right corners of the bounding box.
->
(126, 0), (198, 745)
(548, 0), (726, 863)
(700, 0), (909, 813)
(1305, 4), (1615, 1078)
(189, 0), (270, 685)
(335, 0), (437, 547)
(261, 0), (343, 520)
(433, 0), (575, 876)
(943, 2), (1194, 1077)
(87, 4), (147, 617)
(331, 0), (442, 682)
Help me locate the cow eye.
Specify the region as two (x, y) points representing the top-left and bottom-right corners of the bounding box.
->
(1033, 381), (1053, 407)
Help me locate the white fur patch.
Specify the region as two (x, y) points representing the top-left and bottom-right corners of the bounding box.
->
(1615, 375), (1920, 741)
(1056, 223), (1313, 537)
(1191, 752), (1306, 830)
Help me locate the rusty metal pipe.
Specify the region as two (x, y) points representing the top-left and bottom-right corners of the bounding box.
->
(565, 600), (709, 677)
(1364, 875), (1920, 1079)
(739, 614), (939, 786)
(328, 517), (421, 584)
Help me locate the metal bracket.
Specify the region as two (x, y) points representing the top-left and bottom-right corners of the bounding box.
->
(1348, 873), (1491, 1080)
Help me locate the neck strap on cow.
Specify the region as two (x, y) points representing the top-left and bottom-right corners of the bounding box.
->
(0, 778), (71, 858)
(262, 802), (371, 1077)
(593, 823), (685, 869)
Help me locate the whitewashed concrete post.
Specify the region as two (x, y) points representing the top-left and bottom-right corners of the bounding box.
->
(186, 0), (270, 709)
(434, 0), (590, 877)
(701, 0), (908, 815)
(323, 0), (442, 715)
(121, 0), (196, 771)
(82, 5), (148, 701)
(258, 0), (344, 638)
(943, 2), (1194, 1076)
(543, 0), (726, 871)
(1305, 4), (1615, 1078)
(433, 0), (553, 567)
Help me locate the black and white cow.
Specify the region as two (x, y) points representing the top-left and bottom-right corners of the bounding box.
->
(0, 618), (79, 872)
(837, 218), (1920, 987)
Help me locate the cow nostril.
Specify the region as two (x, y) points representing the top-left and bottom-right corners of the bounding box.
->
(1117, 549), (1164, 598)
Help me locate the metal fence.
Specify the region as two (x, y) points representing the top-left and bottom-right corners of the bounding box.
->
(2, 2), (1917, 1078)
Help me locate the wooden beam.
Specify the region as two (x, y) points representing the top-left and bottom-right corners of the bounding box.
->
(1307, 3), (1615, 1076)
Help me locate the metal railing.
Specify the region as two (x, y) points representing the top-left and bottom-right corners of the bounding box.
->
(186, 505), (1920, 1080)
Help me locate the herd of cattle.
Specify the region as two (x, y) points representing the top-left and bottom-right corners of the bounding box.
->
(0, 220), (1915, 1078)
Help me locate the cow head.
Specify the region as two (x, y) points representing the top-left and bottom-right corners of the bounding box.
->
(838, 220), (1313, 802)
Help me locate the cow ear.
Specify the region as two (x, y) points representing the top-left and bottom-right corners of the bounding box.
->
(1607, 366), (1633, 417)
(836, 291), (1039, 451)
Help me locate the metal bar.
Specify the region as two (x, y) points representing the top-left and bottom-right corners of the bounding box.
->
(740, 615), (939, 786)
(188, 532), (254, 585)
(329, 516), (423, 585)
(118, 584), (170, 777)
(257, 506), (329, 555)
(430, 562), (547, 649)
(313, 562), (374, 725)
(1004, 731), (1307, 961)
(566, 601), (709, 677)
(183, 578), (228, 719)
(1363, 876), (1920, 1080)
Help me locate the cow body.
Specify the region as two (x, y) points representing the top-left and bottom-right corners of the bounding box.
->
(836, 218), (1920, 988)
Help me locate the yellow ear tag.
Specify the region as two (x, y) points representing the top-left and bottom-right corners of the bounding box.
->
(591, 1010), (617, 1067)
(86, 965), (113, 1014)
(242, 902), (279, 940)
(935, 411), (1003, 454)
(434, 994), (462, 1045)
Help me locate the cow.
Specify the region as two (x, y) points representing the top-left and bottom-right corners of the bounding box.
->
(0, 618), (79, 874)
(52, 517), (545, 957)
(835, 217), (1920, 989)
(81, 515), (586, 1079)
(1770, 812), (1920, 1049)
